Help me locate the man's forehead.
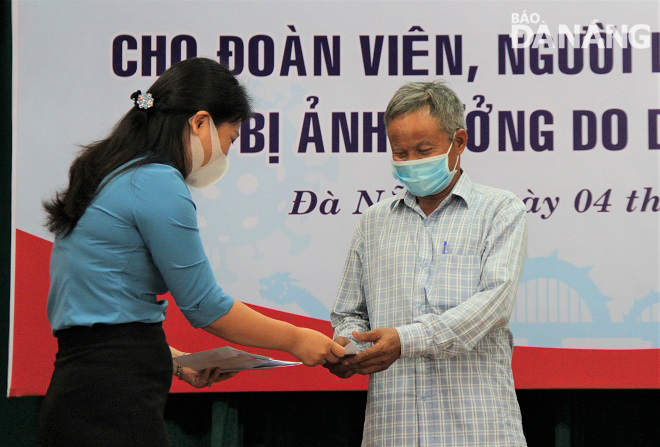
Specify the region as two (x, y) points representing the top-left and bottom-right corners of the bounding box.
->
(387, 112), (446, 137)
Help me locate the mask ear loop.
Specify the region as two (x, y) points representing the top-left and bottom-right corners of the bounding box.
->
(448, 130), (460, 172)
(189, 117), (205, 172)
(207, 116), (223, 164)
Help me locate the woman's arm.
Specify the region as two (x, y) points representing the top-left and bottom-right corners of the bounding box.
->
(131, 168), (344, 365)
(169, 346), (186, 375)
(203, 301), (345, 366)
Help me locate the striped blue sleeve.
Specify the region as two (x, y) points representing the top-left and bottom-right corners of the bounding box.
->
(332, 219), (372, 349)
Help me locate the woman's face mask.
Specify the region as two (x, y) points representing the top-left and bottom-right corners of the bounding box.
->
(185, 116), (229, 189)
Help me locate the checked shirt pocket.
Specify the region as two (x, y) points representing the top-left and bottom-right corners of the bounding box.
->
(427, 255), (480, 310)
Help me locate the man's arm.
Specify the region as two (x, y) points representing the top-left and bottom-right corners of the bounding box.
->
(345, 197), (527, 373)
(326, 223), (372, 378)
(331, 222), (371, 341)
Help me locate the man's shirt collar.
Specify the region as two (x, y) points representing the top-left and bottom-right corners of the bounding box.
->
(391, 170), (474, 211)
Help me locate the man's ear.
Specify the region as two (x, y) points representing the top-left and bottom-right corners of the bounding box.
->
(455, 128), (468, 155)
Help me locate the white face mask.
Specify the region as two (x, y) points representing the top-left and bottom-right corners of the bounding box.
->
(185, 116), (229, 188)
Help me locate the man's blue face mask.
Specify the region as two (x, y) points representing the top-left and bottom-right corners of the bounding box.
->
(391, 132), (459, 197)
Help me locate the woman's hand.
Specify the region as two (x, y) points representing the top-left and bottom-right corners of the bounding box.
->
(202, 302), (345, 366)
(289, 328), (346, 366)
(178, 366), (237, 388)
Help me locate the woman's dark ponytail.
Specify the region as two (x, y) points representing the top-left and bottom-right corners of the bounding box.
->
(43, 58), (252, 237)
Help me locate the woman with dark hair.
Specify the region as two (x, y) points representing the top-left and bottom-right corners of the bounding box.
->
(39, 57), (345, 446)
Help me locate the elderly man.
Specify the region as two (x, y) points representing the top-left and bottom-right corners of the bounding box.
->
(327, 81), (528, 446)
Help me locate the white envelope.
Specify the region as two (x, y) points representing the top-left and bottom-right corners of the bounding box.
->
(175, 347), (302, 372)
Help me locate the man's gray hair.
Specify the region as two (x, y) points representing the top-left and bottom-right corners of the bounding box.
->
(384, 81), (465, 136)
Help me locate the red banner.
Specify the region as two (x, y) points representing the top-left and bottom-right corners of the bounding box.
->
(9, 230), (659, 397)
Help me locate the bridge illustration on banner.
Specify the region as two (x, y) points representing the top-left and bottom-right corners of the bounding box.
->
(510, 251), (659, 348)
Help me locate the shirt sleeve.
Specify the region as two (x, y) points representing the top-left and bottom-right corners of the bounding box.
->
(331, 219), (372, 350)
(130, 164), (234, 328)
(396, 196), (528, 358)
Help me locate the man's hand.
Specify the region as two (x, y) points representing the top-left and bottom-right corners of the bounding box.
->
(323, 336), (356, 379)
(342, 328), (401, 375)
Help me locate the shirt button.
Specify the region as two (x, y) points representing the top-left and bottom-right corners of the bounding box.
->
(421, 395), (426, 401)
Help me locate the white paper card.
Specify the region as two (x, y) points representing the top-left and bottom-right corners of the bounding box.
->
(343, 342), (360, 355)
